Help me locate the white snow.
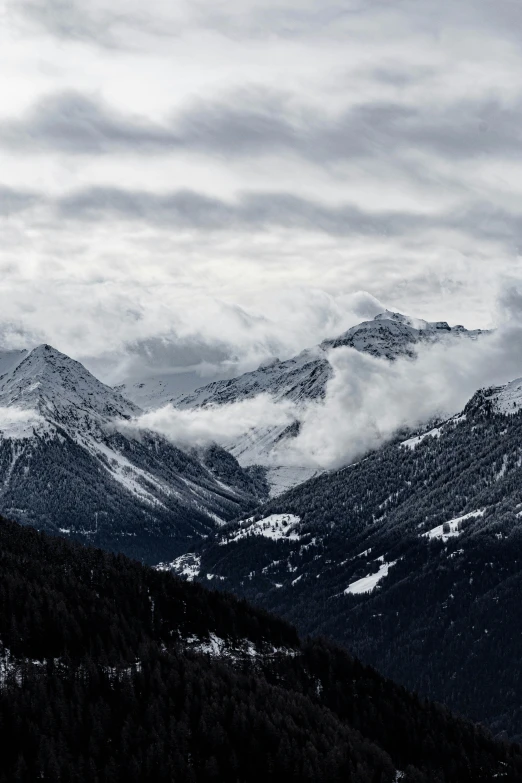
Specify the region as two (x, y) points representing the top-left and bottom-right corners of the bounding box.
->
(0, 407), (51, 440)
(402, 426), (442, 450)
(344, 560), (398, 595)
(0, 344), (140, 422)
(185, 633), (297, 660)
(156, 553), (201, 580)
(491, 378), (522, 414)
(85, 438), (168, 506)
(220, 514), (301, 545)
(423, 509), (485, 541)
(264, 465), (319, 498)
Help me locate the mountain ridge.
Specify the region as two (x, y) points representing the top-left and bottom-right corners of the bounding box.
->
(164, 310), (490, 495)
(0, 343), (266, 562)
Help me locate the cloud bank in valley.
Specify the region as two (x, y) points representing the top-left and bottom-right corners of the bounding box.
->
(128, 293), (522, 471)
(125, 395), (298, 449)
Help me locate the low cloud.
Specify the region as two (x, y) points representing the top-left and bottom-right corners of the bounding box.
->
(283, 318), (522, 469)
(125, 298), (522, 471)
(121, 394), (298, 448)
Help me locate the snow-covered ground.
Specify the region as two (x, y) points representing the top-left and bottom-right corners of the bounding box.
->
(423, 510), (485, 542)
(184, 632), (298, 660)
(491, 378), (522, 414)
(344, 559), (398, 595)
(221, 514), (301, 545)
(156, 553), (201, 580)
(402, 426), (443, 450)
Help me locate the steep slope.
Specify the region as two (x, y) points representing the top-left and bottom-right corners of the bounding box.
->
(175, 380), (522, 739)
(0, 345), (266, 563)
(173, 311), (485, 410)
(1, 515), (520, 782)
(159, 311), (486, 496)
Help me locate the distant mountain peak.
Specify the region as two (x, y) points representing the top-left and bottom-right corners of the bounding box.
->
(0, 343), (141, 422)
(322, 310), (485, 358)
(158, 309), (489, 497)
(0, 344), (267, 562)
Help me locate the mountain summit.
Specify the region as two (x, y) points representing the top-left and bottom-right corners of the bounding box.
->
(323, 310), (485, 358)
(0, 344), (140, 424)
(145, 310), (487, 496)
(0, 344), (267, 562)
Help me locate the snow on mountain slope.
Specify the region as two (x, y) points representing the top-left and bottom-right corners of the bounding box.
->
(171, 311), (486, 410)
(323, 310), (485, 357)
(220, 513), (302, 545)
(344, 559), (398, 595)
(0, 345), (266, 563)
(144, 311), (485, 496)
(0, 344), (140, 423)
(478, 377), (522, 414)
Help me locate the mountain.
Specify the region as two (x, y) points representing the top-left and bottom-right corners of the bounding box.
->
(119, 310), (487, 497)
(172, 376), (522, 739)
(1, 514), (520, 782)
(174, 311), (486, 408)
(0, 345), (267, 563)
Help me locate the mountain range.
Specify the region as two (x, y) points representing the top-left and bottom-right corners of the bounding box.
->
(2, 305), (522, 750)
(122, 310), (488, 496)
(0, 308), (486, 560)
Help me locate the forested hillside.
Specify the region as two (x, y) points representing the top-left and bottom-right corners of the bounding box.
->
(180, 395), (522, 739)
(1, 515), (520, 782)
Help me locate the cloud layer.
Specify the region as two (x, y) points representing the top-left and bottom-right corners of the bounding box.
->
(2, 0), (522, 380)
(130, 301), (522, 471)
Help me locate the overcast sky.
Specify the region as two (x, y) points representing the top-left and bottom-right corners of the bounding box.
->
(2, 0), (522, 382)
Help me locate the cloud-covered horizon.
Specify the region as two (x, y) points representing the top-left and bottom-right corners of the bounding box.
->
(2, 0), (522, 379)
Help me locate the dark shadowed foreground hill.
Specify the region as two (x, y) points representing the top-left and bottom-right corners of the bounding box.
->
(0, 516), (521, 782)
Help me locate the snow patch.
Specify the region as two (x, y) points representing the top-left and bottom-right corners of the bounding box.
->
(156, 553), (201, 581)
(402, 426), (442, 450)
(221, 514), (301, 545)
(423, 509), (485, 541)
(345, 560), (398, 595)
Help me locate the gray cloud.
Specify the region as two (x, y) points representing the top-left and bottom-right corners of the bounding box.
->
(51, 187), (522, 249)
(56, 186), (414, 235)
(3, 0), (522, 371)
(10, 0), (151, 49)
(0, 92), (176, 154)
(0, 186), (40, 216)
(14, 0), (522, 48)
(3, 179), (522, 249)
(2, 89), (521, 167)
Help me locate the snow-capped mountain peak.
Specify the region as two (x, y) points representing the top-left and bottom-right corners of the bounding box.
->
(0, 343), (141, 422)
(0, 344), (267, 562)
(322, 310), (485, 359)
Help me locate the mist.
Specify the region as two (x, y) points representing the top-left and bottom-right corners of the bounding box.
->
(126, 307), (522, 471)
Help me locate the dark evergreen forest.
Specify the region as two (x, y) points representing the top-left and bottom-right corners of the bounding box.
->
(187, 405), (522, 739)
(1, 516), (521, 782)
